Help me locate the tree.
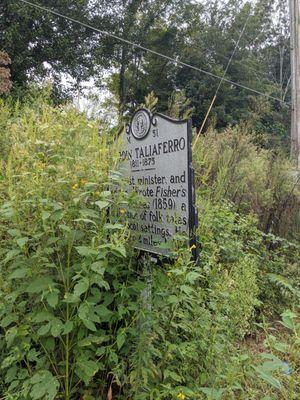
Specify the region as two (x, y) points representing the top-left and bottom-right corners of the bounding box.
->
(1, 0), (291, 149)
(0, 0), (95, 96)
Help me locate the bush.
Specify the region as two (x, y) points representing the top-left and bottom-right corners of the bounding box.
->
(193, 125), (300, 241)
(197, 200), (261, 338)
(0, 94), (299, 399)
(0, 96), (140, 399)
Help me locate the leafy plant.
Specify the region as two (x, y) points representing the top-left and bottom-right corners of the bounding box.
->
(0, 92), (299, 400)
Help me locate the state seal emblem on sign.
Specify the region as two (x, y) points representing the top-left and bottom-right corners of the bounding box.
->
(130, 109), (151, 140)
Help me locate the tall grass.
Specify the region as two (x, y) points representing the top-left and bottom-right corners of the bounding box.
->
(193, 125), (300, 240)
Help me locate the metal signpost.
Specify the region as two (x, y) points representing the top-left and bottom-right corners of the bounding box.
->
(120, 108), (198, 260)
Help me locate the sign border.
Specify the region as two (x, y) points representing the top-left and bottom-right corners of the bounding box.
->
(127, 109), (199, 260)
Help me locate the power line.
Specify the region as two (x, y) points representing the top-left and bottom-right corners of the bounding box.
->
(18, 0), (290, 106)
(189, 34), (290, 85)
(193, 6), (252, 148)
(199, 46), (275, 81)
(217, 9), (252, 94)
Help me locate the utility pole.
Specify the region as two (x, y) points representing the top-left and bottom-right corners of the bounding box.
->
(289, 0), (300, 169)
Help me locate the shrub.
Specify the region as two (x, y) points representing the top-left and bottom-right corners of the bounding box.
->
(197, 200), (261, 338)
(193, 125), (300, 241)
(0, 93), (298, 399)
(0, 96), (140, 399)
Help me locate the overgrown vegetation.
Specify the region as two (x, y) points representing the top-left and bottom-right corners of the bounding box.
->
(0, 94), (299, 400)
(193, 126), (300, 240)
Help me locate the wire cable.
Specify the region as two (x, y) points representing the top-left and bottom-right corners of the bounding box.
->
(193, 6), (252, 148)
(18, 0), (290, 106)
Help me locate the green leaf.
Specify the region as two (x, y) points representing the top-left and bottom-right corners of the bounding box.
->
(44, 337), (55, 352)
(50, 318), (63, 337)
(37, 322), (51, 336)
(7, 228), (21, 237)
(74, 277), (89, 297)
(8, 380), (19, 392)
(76, 246), (98, 257)
(104, 223), (124, 230)
(180, 285), (194, 295)
(186, 271), (201, 283)
(280, 310), (297, 331)
(111, 244), (126, 258)
(164, 370), (182, 383)
(101, 190), (111, 197)
(3, 249), (21, 264)
(78, 335), (109, 347)
(116, 330), (126, 350)
(63, 320), (74, 335)
(167, 295), (178, 304)
(63, 292), (80, 303)
(59, 223), (71, 232)
(74, 218), (98, 227)
(16, 237), (29, 248)
(254, 355), (285, 389)
(75, 359), (99, 385)
(90, 261), (105, 274)
(79, 209), (99, 219)
(33, 311), (54, 323)
(6, 326), (18, 347)
(26, 277), (54, 294)
(31, 382), (47, 399)
(95, 305), (113, 322)
(78, 303), (89, 319)
(82, 319), (97, 332)
(1, 314), (18, 328)
(94, 200), (110, 210)
(51, 209), (64, 222)
(254, 366), (282, 389)
(5, 366), (17, 384)
(273, 342), (289, 353)
(96, 347), (106, 357)
(41, 211), (51, 221)
(46, 292), (59, 308)
(28, 348), (40, 362)
(30, 371), (59, 400)
(199, 387), (225, 399)
(9, 268), (28, 279)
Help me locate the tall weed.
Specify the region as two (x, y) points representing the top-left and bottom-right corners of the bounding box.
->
(0, 94), (299, 399)
(193, 125), (300, 240)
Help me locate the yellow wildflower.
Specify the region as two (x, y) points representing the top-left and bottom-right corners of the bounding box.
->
(166, 271), (172, 278)
(120, 208), (126, 215)
(72, 183), (78, 190)
(177, 392), (185, 400)
(189, 244), (196, 251)
(80, 179), (87, 185)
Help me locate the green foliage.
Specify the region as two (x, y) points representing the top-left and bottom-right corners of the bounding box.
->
(103, 0), (290, 145)
(251, 308), (300, 398)
(198, 200), (262, 338)
(1, 1), (95, 98)
(0, 94), (138, 398)
(193, 126), (300, 318)
(0, 94), (299, 399)
(1, 0), (291, 146)
(193, 126), (300, 241)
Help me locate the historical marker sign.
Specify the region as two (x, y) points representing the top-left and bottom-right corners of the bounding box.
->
(120, 108), (198, 257)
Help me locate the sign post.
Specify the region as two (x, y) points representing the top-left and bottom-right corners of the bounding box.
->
(120, 108), (198, 259)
